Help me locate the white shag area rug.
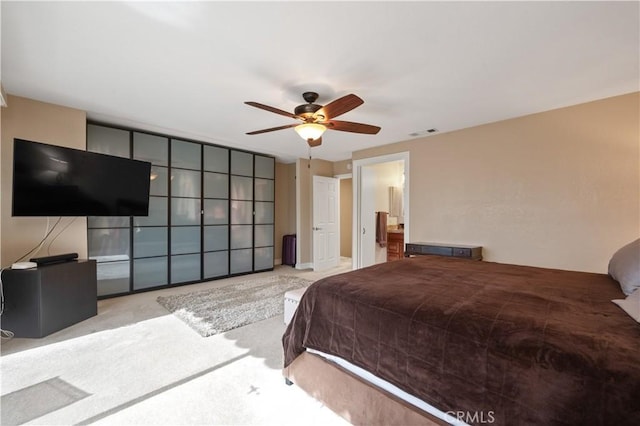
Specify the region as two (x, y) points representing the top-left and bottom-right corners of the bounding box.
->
(156, 275), (313, 337)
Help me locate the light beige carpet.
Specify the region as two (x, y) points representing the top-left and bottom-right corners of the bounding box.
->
(0, 262), (353, 425)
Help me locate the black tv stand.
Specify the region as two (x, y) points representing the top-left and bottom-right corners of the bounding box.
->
(30, 252), (78, 265)
(1, 260), (97, 337)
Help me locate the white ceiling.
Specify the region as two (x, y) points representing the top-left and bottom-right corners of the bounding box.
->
(2, 1), (638, 163)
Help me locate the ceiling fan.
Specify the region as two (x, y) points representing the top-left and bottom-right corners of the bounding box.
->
(245, 92), (381, 147)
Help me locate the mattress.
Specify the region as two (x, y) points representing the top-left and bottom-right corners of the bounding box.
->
(307, 348), (468, 425)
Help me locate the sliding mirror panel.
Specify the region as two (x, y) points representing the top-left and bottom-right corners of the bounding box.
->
(230, 151), (253, 274)
(87, 125), (132, 296)
(254, 155), (275, 271)
(170, 140), (202, 284)
(133, 132), (169, 290)
(203, 145), (229, 278)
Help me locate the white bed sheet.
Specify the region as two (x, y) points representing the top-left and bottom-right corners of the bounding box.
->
(306, 348), (468, 426)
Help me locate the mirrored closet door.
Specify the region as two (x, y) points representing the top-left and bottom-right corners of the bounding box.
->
(87, 123), (275, 297)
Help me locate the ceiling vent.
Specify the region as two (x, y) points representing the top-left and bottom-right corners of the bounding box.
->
(409, 128), (438, 137)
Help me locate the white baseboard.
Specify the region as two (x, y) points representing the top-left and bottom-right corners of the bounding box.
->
(295, 262), (313, 270)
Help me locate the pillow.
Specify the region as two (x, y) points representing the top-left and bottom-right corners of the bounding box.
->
(612, 288), (640, 323)
(608, 238), (640, 296)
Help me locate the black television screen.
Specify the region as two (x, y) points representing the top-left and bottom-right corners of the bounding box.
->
(12, 138), (152, 217)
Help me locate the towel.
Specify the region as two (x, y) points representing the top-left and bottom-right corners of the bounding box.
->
(376, 212), (388, 248)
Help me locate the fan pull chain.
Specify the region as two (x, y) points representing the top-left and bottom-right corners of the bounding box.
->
(308, 145), (312, 168)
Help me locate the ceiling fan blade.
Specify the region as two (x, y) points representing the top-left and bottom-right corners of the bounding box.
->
(246, 123), (298, 135)
(245, 101), (299, 119)
(316, 94), (363, 120)
(307, 137), (322, 147)
(324, 120), (381, 134)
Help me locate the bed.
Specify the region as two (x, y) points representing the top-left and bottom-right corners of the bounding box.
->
(282, 255), (640, 425)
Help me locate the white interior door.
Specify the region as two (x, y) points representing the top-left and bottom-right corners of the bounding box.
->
(313, 176), (340, 271)
(359, 166), (376, 268)
(353, 152), (410, 270)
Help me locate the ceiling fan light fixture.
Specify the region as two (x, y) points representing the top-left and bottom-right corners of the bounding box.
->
(245, 92), (380, 147)
(295, 123), (326, 142)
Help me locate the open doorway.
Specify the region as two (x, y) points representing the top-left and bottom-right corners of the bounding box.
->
(352, 152), (410, 270)
(335, 174), (353, 260)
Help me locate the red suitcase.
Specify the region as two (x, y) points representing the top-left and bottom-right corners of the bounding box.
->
(282, 234), (296, 266)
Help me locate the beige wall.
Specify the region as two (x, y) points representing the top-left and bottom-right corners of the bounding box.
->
(334, 159), (354, 258)
(333, 159), (352, 176)
(353, 92), (639, 273)
(5, 92), (635, 275)
(1, 95), (87, 266)
(296, 158), (333, 266)
(275, 162), (296, 264)
(340, 178), (353, 258)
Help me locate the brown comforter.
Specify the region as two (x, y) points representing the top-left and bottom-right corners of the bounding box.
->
(283, 256), (640, 425)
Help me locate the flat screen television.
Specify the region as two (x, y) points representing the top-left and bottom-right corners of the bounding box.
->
(12, 138), (152, 217)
